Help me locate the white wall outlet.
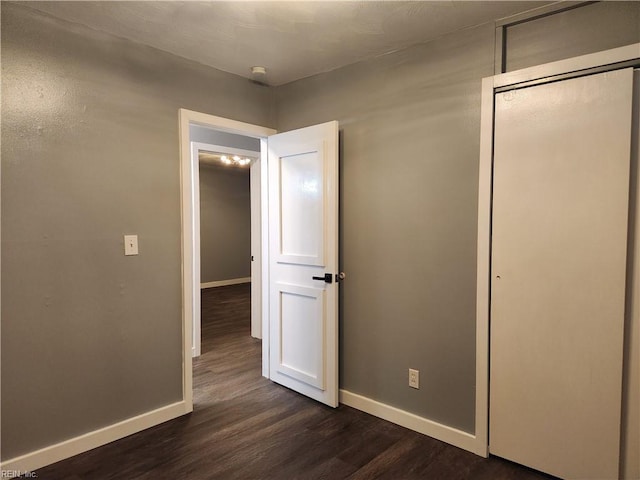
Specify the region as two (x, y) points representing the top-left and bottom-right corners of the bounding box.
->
(409, 368), (419, 389)
(124, 235), (139, 256)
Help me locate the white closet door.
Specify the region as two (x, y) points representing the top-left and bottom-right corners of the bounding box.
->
(490, 69), (633, 479)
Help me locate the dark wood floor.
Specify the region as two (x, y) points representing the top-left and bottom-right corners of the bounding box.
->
(35, 284), (555, 480)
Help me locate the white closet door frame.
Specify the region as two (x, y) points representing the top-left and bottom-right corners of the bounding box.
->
(474, 43), (640, 457)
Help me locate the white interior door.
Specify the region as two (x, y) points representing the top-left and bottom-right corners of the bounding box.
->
(490, 69), (634, 479)
(267, 121), (339, 407)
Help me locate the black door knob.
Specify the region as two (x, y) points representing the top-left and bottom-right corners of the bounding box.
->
(312, 273), (333, 284)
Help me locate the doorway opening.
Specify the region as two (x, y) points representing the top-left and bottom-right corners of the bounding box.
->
(179, 109), (276, 409)
(193, 143), (258, 357)
(179, 110), (340, 411)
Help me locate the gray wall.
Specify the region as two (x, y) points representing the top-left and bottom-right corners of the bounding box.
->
(190, 125), (261, 152)
(504, 2), (640, 72)
(2, 1), (639, 477)
(275, 2), (640, 472)
(1, 3), (272, 460)
(199, 164), (251, 283)
(276, 23), (493, 433)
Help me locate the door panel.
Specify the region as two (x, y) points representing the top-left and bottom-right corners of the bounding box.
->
(278, 143), (325, 265)
(276, 283), (325, 388)
(268, 121), (338, 407)
(490, 69), (633, 479)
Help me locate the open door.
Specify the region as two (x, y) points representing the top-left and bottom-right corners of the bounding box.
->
(267, 121), (339, 407)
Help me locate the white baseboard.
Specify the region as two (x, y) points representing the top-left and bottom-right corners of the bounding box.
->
(2, 390), (479, 474)
(1, 401), (190, 474)
(201, 277), (251, 289)
(339, 390), (481, 454)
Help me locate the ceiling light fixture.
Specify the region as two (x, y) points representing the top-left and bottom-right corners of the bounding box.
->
(220, 154), (252, 167)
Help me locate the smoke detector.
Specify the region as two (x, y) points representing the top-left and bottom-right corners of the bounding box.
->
(250, 66), (269, 86)
(251, 66), (267, 76)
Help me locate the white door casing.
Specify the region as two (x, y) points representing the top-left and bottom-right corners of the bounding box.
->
(489, 69), (633, 479)
(267, 121), (339, 407)
(250, 156), (262, 339)
(179, 109), (276, 410)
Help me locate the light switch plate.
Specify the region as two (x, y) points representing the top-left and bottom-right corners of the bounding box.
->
(124, 235), (139, 256)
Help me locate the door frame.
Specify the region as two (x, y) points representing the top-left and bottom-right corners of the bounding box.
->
(179, 109), (276, 410)
(190, 141), (261, 358)
(475, 43), (640, 457)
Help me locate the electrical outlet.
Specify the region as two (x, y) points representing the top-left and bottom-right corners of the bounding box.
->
(409, 368), (419, 389)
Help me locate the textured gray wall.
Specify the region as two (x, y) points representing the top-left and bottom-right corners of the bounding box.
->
(190, 125), (260, 152)
(275, 1), (640, 443)
(2, 0), (638, 476)
(1, 3), (272, 460)
(199, 164), (251, 283)
(276, 23), (495, 433)
(504, 2), (640, 72)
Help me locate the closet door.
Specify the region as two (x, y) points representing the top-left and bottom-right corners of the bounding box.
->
(490, 69), (633, 479)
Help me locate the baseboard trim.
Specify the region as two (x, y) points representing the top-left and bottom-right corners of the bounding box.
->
(1, 401), (190, 474)
(339, 390), (480, 454)
(201, 277), (251, 289)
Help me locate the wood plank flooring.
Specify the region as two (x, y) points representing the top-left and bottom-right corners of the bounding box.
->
(35, 284), (556, 479)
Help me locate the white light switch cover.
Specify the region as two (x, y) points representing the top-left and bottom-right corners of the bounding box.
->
(124, 235), (138, 255)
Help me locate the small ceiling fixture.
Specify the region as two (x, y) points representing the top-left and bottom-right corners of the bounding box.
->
(250, 66), (269, 86)
(221, 155), (251, 167)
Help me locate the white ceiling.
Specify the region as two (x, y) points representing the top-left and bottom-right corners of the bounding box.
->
(26, 1), (552, 86)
